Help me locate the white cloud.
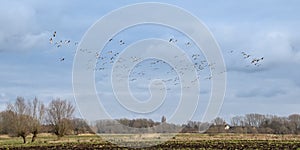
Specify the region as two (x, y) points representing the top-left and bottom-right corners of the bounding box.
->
(210, 22), (300, 74)
(0, 0), (300, 121)
(0, 1), (48, 52)
(251, 31), (300, 65)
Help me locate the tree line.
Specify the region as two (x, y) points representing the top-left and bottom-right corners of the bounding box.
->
(180, 114), (300, 134)
(0, 97), (92, 143)
(0, 97), (300, 143)
(91, 114), (300, 135)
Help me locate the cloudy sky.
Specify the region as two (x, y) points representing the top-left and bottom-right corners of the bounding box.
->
(0, 0), (300, 124)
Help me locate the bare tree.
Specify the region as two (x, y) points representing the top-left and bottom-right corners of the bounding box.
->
(244, 113), (265, 127)
(231, 116), (243, 126)
(213, 117), (226, 125)
(0, 110), (14, 134)
(72, 118), (93, 135)
(47, 98), (75, 138)
(288, 114), (300, 134)
(27, 97), (45, 142)
(6, 97), (31, 143)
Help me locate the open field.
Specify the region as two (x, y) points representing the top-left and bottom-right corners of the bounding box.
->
(1, 133), (300, 149)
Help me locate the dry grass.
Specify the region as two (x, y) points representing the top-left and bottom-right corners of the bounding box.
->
(0, 133), (300, 149)
(175, 133), (300, 141)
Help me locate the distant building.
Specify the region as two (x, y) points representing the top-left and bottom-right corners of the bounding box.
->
(224, 124), (230, 130)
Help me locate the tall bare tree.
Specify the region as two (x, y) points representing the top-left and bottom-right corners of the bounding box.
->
(27, 97), (45, 142)
(47, 98), (75, 138)
(6, 97), (31, 143)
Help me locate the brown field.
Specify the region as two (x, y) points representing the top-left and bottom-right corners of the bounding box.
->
(0, 133), (300, 149)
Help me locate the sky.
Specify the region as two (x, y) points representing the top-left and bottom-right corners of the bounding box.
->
(0, 0), (300, 124)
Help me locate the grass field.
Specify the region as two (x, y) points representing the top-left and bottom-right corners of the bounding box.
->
(0, 133), (300, 149)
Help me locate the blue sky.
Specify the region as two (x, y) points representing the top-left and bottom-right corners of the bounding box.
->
(0, 0), (300, 123)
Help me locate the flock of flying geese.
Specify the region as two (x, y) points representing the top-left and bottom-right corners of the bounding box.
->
(49, 31), (265, 84)
(241, 51), (264, 67)
(49, 31), (78, 61)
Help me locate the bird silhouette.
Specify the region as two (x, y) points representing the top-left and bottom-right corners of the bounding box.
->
(49, 38), (53, 44)
(185, 42), (191, 46)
